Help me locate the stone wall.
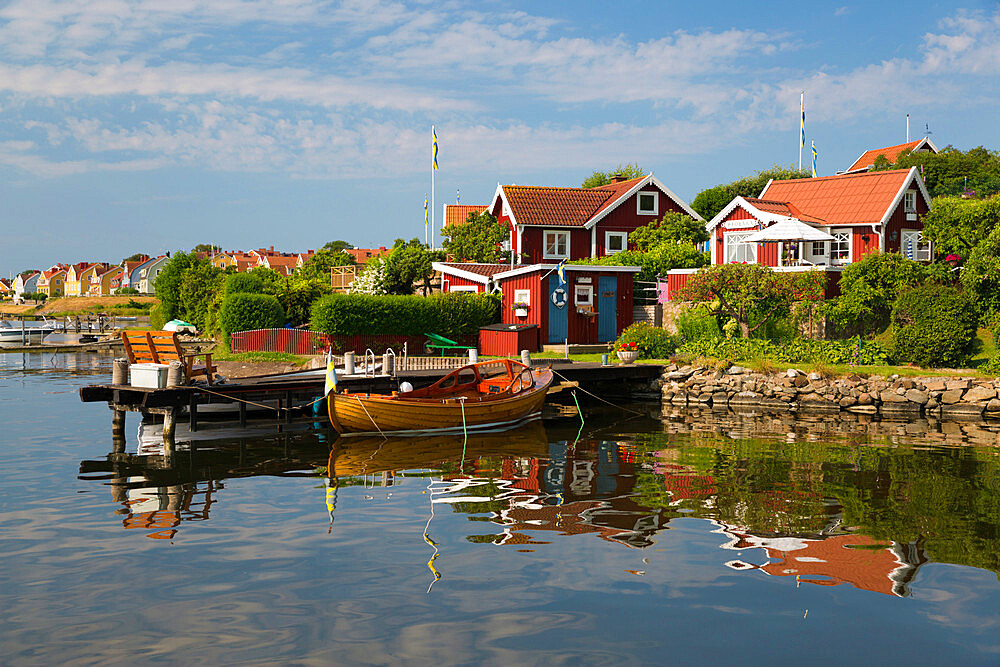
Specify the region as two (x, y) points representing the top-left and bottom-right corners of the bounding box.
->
(656, 364), (1000, 420)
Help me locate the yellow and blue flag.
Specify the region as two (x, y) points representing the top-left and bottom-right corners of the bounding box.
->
(324, 351), (338, 395)
(811, 141), (818, 177)
(800, 98), (806, 148)
(432, 126), (438, 171)
(556, 259), (566, 286)
(424, 195), (428, 226)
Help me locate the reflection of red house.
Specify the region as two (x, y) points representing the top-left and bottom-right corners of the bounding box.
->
(654, 462), (717, 501)
(121, 481), (217, 540)
(717, 524), (926, 597)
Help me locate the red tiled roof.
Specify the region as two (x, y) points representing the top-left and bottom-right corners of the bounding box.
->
(503, 185), (614, 227)
(760, 169), (913, 226)
(444, 204), (487, 227)
(587, 176), (647, 219)
(846, 140), (923, 173)
(346, 247), (391, 263)
(742, 198), (827, 224)
(437, 263), (509, 278)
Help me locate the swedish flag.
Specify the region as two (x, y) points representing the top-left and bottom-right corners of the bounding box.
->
(432, 126), (438, 171)
(801, 100), (806, 148)
(424, 195), (428, 226)
(811, 141), (818, 177)
(557, 259), (566, 286)
(324, 351), (338, 396)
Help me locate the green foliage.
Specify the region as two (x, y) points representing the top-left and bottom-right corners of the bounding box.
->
(295, 247), (354, 283)
(922, 194), (1000, 257)
(679, 336), (890, 366)
(321, 240), (354, 253)
(191, 243), (218, 253)
(275, 276), (330, 327)
(225, 272), (264, 296)
(350, 257), (389, 295)
(121, 253), (147, 263)
(960, 226), (1000, 321)
(310, 292), (500, 338)
(24, 291), (47, 301)
(613, 322), (677, 359)
(674, 304), (722, 342)
(676, 264), (826, 338)
(873, 145), (1000, 198)
(581, 162), (644, 188)
(152, 251), (195, 321)
(825, 251), (929, 334)
(441, 212), (510, 263)
(384, 238), (444, 295)
(153, 252), (226, 334)
(149, 303), (166, 330)
(691, 165), (811, 221)
(890, 284), (977, 368)
(218, 293), (286, 344)
(630, 211), (709, 249)
(115, 287), (140, 296)
(570, 242), (708, 282)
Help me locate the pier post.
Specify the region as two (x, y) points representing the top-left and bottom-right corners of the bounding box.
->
(162, 409), (177, 465)
(189, 393), (198, 432)
(239, 400), (247, 429)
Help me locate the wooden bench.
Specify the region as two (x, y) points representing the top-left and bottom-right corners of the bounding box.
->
(424, 332), (475, 356)
(120, 330), (216, 384)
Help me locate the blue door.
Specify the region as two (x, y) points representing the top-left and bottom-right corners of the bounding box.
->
(547, 275), (568, 343)
(598, 276), (617, 343)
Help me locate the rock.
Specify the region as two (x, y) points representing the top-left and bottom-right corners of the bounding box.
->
(985, 399), (1000, 414)
(941, 403), (984, 419)
(727, 366), (745, 375)
(946, 379), (971, 391)
(808, 372), (822, 381)
(925, 398), (939, 409)
(901, 379), (915, 390)
(712, 391), (729, 405)
(847, 405), (878, 414)
(880, 390), (908, 403)
(786, 369), (799, 378)
(904, 389), (929, 405)
(939, 389), (964, 404)
(858, 393), (872, 405)
(793, 375), (809, 388)
(695, 393), (713, 404)
(964, 385), (997, 402)
(924, 379), (947, 392)
(667, 370), (694, 380)
(839, 396), (858, 407)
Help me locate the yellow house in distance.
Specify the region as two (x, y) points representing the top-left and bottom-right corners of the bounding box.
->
(88, 266), (123, 296)
(65, 263), (102, 297)
(37, 266), (67, 297)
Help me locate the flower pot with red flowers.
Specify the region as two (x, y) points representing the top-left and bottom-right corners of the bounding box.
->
(616, 341), (639, 364)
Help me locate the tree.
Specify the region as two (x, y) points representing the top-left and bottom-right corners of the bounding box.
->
(349, 257), (389, 295)
(571, 242), (708, 283)
(891, 284), (978, 368)
(919, 194), (1000, 257)
(191, 243), (219, 254)
(676, 264), (826, 338)
(295, 247), (354, 283)
(441, 212), (509, 263)
(630, 211), (709, 249)
(824, 251), (928, 334)
(121, 253), (148, 263)
(384, 238), (443, 295)
(960, 226), (1000, 320)
(871, 145), (1000, 198)
(691, 165), (811, 221)
(581, 162), (645, 188)
(321, 240), (354, 253)
(153, 251), (197, 321)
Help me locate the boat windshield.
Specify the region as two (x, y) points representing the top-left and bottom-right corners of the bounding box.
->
(477, 361), (512, 379)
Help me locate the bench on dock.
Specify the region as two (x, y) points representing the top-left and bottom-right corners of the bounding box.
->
(120, 330), (216, 385)
(424, 332), (475, 356)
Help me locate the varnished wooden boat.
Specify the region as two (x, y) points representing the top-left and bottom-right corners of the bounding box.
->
(327, 359), (553, 435)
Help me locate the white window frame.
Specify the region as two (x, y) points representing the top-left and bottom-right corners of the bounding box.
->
(901, 230), (932, 261)
(830, 228), (852, 265)
(636, 191), (658, 216)
(811, 241), (827, 258)
(513, 289), (531, 306)
(575, 284), (593, 306)
(543, 230), (569, 259)
(725, 232), (757, 264)
(904, 190), (917, 212)
(605, 231), (627, 255)
(448, 285), (478, 293)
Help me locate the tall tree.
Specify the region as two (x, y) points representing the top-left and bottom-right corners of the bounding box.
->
(921, 194), (1000, 257)
(871, 145), (1000, 198)
(384, 238), (444, 295)
(630, 211), (709, 249)
(321, 240), (355, 253)
(295, 247), (355, 283)
(441, 212), (509, 263)
(581, 162), (645, 188)
(191, 243), (218, 254)
(691, 165), (811, 221)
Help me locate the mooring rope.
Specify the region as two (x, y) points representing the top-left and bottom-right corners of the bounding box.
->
(355, 395), (387, 439)
(551, 369), (645, 416)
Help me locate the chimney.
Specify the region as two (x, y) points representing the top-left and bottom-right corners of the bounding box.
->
(270, 245), (274, 252)
(609, 174), (627, 183)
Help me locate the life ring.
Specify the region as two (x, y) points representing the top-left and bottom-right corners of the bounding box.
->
(550, 287), (567, 309)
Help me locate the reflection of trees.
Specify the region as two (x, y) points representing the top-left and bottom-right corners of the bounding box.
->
(628, 431), (1000, 576)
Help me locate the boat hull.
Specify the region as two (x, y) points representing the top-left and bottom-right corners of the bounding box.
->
(328, 368), (553, 435)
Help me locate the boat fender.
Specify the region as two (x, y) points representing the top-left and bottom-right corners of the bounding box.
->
(399, 381), (414, 393)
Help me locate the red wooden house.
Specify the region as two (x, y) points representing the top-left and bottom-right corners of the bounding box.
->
(667, 167), (933, 299)
(488, 174), (701, 263)
(842, 137), (938, 174)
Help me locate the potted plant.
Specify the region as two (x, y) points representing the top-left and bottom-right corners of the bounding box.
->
(511, 301), (530, 318)
(616, 341), (639, 364)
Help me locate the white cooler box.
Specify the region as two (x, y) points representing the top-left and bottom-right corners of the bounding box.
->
(130, 363), (169, 389)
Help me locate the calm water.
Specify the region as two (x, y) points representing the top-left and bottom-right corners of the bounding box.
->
(2, 352), (1000, 665)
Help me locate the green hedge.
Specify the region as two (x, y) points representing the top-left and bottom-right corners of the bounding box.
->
(614, 323), (678, 359)
(679, 336), (890, 366)
(225, 272), (264, 296)
(891, 285), (977, 368)
(310, 292), (500, 337)
(219, 293), (286, 343)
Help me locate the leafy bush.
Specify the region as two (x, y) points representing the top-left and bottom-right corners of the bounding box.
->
(960, 226), (1000, 321)
(116, 287), (140, 296)
(311, 292), (500, 338)
(674, 304), (722, 342)
(149, 303), (166, 330)
(613, 323), (677, 359)
(679, 336), (889, 366)
(225, 272), (264, 296)
(890, 284), (977, 368)
(825, 251), (928, 334)
(570, 242), (708, 282)
(219, 293), (286, 345)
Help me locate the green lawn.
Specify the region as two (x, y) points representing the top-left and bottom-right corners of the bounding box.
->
(210, 350), (312, 365)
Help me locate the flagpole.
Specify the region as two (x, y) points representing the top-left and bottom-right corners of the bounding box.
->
(431, 125), (436, 250)
(799, 91), (804, 171)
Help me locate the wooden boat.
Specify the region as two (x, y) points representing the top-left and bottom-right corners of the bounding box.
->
(327, 359), (553, 435)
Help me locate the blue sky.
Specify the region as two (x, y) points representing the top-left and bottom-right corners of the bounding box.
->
(1, 0), (998, 275)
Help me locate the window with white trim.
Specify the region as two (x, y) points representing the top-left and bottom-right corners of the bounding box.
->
(725, 232), (757, 263)
(901, 230), (932, 261)
(637, 192), (658, 216)
(449, 285), (478, 293)
(575, 284), (593, 306)
(513, 289), (531, 306)
(811, 241), (827, 257)
(904, 190), (917, 212)
(605, 231), (627, 254)
(543, 230), (569, 259)
(830, 229), (851, 263)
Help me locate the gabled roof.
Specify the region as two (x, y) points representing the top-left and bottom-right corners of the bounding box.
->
(845, 137), (938, 174)
(491, 175), (702, 229)
(433, 262), (510, 284)
(444, 204), (487, 227)
(759, 168), (930, 227)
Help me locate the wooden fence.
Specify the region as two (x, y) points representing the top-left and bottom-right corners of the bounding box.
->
(230, 329), (478, 357)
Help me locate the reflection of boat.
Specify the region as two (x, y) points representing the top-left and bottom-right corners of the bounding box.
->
(326, 420), (549, 477)
(327, 359), (553, 435)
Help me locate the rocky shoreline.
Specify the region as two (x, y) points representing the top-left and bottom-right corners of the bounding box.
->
(657, 364), (1000, 420)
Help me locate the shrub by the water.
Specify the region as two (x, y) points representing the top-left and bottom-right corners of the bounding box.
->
(149, 303), (166, 330)
(613, 323), (678, 359)
(674, 305), (722, 342)
(890, 284), (977, 368)
(679, 336), (890, 366)
(310, 292), (500, 338)
(219, 293), (286, 344)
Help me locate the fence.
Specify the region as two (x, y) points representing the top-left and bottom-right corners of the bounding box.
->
(229, 329), (479, 357)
